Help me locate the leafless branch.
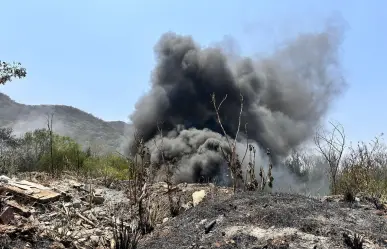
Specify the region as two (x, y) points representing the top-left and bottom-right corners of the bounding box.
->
(314, 120), (345, 194)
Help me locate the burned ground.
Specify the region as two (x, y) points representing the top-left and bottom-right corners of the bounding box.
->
(140, 192), (387, 249)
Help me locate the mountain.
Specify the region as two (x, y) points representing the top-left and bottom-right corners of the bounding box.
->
(0, 92), (133, 153)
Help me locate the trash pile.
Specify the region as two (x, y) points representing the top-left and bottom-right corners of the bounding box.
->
(0, 172), (231, 249)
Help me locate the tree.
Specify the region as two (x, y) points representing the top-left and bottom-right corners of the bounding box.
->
(0, 127), (20, 173)
(314, 121), (345, 194)
(0, 127), (19, 149)
(0, 61), (27, 85)
(46, 113), (55, 175)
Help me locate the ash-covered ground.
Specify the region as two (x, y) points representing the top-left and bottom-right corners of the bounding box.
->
(140, 191), (387, 249)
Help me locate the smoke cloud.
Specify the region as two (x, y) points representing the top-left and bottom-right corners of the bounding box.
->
(129, 22), (346, 188)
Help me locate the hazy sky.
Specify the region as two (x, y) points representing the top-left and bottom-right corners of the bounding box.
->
(1, 0), (386, 144)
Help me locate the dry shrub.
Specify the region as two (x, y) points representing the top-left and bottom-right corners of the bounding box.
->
(111, 219), (141, 249)
(337, 134), (387, 200)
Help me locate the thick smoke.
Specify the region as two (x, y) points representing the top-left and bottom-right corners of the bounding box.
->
(129, 24), (346, 187)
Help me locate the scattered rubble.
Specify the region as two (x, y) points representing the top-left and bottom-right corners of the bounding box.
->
(0, 172), (231, 248)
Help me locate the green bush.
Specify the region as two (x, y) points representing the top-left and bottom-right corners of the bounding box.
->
(1, 127), (132, 181)
(83, 154), (130, 181)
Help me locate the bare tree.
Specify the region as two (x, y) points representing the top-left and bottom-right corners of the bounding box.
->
(314, 120), (345, 194)
(211, 93), (244, 193)
(46, 113), (55, 175)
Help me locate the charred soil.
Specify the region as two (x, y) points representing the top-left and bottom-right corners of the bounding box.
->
(140, 192), (387, 249)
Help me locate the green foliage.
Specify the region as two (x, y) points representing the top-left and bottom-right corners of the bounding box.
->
(0, 61), (27, 85)
(37, 134), (85, 174)
(83, 153), (130, 181)
(0, 127), (131, 181)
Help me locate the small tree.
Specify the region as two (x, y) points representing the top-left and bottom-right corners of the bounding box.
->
(0, 127), (20, 173)
(153, 123), (180, 217)
(314, 121), (345, 195)
(46, 113), (55, 175)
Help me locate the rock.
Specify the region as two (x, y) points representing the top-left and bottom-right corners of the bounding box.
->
(90, 235), (100, 245)
(92, 194), (105, 204)
(78, 238), (87, 243)
(321, 195), (343, 203)
(95, 229), (103, 236)
(182, 201), (193, 210)
(204, 220), (217, 234)
(192, 190), (206, 207)
(73, 200), (82, 208)
(64, 203), (72, 208)
(199, 219), (207, 225)
(163, 217), (169, 223)
(82, 184), (92, 192)
(49, 241), (66, 249)
(93, 188), (105, 195)
(70, 181), (83, 189)
(0, 175), (10, 183)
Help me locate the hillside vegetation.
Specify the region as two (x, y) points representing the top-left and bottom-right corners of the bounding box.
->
(0, 92), (132, 153)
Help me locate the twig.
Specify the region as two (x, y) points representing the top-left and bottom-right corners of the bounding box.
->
(75, 211), (96, 227)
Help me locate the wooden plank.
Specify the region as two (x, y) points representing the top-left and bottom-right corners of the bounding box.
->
(18, 180), (51, 190)
(2, 180), (60, 203)
(0, 207), (14, 225)
(5, 200), (31, 217)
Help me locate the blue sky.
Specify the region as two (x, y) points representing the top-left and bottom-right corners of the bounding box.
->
(1, 0), (386, 144)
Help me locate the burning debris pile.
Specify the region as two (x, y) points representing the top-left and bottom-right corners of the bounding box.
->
(129, 25), (346, 187)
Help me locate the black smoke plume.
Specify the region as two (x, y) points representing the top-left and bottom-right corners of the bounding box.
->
(129, 24), (346, 186)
